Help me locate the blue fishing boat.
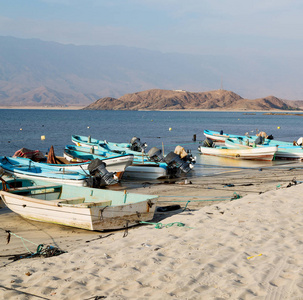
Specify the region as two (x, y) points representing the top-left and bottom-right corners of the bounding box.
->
(64, 145), (169, 180)
(0, 177), (158, 231)
(0, 156), (87, 186)
(71, 135), (196, 177)
(72, 134), (147, 156)
(61, 145), (134, 179)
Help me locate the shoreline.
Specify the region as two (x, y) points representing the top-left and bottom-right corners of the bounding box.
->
(1, 161), (303, 298)
(0, 105), (86, 110)
(0, 106), (302, 113)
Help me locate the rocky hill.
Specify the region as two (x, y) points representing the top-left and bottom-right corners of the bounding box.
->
(83, 89), (296, 111)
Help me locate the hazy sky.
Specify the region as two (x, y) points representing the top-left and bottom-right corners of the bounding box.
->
(1, 0), (302, 56)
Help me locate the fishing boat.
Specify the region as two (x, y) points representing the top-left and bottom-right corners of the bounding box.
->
(64, 145), (168, 180)
(64, 144), (143, 162)
(0, 177), (158, 231)
(204, 129), (298, 148)
(198, 141), (278, 161)
(0, 156), (87, 186)
(71, 135), (196, 178)
(225, 138), (303, 160)
(12, 146), (134, 180)
(203, 129), (242, 143)
(51, 145), (134, 179)
(72, 134), (147, 156)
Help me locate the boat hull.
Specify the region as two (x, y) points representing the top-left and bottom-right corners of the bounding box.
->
(65, 145), (169, 180)
(0, 156), (87, 186)
(0, 179), (158, 231)
(198, 145), (277, 161)
(225, 138), (303, 160)
(123, 164), (168, 180)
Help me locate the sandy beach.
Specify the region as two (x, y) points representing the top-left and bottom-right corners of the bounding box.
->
(1, 162), (303, 299)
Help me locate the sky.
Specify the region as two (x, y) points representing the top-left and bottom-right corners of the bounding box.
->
(1, 0), (303, 57)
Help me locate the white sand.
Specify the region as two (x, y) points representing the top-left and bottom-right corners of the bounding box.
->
(1, 181), (303, 299)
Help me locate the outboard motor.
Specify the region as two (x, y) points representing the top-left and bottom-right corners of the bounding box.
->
(254, 136), (263, 145)
(147, 147), (164, 162)
(267, 134), (274, 140)
(164, 152), (193, 174)
(297, 137), (303, 146)
(148, 147), (194, 177)
(85, 159), (118, 188)
(130, 137), (147, 152)
(202, 138), (213, 147)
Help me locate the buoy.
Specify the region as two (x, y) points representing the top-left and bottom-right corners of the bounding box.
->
(277, 126), (281, 129)
(87, 126), (90, 129)
(169, 128), (172, 131)
(20, 128), (22, 131)
(41, 135), (45, 140)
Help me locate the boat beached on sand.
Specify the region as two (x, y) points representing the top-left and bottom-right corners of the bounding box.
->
(0, 177), (158, 231)
(0, 156), (87, 186)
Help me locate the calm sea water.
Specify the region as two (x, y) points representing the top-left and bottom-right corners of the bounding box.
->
(0, 110), (302, 175)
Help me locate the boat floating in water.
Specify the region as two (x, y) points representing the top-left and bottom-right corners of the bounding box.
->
(65, 142), (195, 180)
(204, 129), (303, 160)
(72, 134), (148, 156)
(198, 138), (278, 161)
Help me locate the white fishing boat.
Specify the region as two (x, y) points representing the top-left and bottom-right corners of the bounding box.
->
(225, 138), (303, 160)
(0, 177), (158, 231)
(198, 141), (278, 161)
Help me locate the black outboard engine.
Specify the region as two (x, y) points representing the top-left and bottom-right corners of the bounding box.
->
(267, 134), (274, 140)
(148, 147), (194, 177)
(130, 137), (147, 152)
(85, 159), (118, 188)
(147, 147), (164, 162)
(164, 152), (193, 174)
(202, 138), (213, 147)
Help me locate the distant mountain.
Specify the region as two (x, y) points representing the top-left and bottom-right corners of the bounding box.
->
(283, 99), (303, 109)
(83, 89), (295, 111)
(1, 36), (303, 107)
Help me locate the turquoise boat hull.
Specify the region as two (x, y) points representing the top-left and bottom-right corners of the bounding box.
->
(0, 156), (87, 186)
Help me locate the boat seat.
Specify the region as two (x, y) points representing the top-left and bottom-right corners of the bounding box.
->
(56, 197), (86, 204)
(11, 185), (62, 193)
(54, 199), (112, 208)
(75, 200), (112, 207)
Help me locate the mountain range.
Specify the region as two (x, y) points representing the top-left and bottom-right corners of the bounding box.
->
(83, 89), (298, 111)
(0, 36), (303, 108)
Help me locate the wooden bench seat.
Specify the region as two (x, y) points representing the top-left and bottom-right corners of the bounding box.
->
(11, 185), (62, 193)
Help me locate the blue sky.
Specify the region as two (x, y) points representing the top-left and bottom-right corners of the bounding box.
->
(1, 0), (303, 56)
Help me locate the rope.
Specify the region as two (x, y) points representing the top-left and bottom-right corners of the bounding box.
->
(1, 229), (66, 264)
(140, 221), (192, 229)
(8, 231), (39, 254)
(182, 200), (190, 211)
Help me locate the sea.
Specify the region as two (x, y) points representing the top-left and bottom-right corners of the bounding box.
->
(0, 109), (302, 177)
